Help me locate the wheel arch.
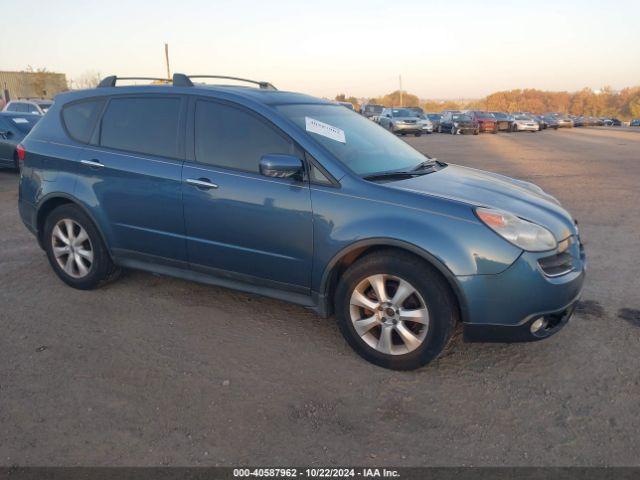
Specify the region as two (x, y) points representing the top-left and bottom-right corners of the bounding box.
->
(35, 193), (110, 256)
(317, 238), (469, 323)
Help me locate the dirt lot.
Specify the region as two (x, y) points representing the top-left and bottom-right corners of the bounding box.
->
(1, 127), (639, 467)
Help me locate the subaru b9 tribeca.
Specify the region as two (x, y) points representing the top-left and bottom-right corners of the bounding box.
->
(18, 74), (585, 370)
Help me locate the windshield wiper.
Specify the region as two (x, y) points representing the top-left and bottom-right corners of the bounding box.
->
(412, 158), (447, 171)
(363, 171), (419, 181)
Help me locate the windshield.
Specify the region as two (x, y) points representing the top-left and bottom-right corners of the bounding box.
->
(491, 112), (507, 119)
(391, 108), (419, 117)
(474, 112), (495, 119)
(452, 114), (472, 121)
(277, 103), (428, 176)
(514, 115), (531, 120)
(427, 114), (441, 121)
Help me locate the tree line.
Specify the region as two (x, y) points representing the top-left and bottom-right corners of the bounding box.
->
(336, 86), (640, 119)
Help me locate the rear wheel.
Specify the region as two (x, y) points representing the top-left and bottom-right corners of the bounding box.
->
(44, 204), (120, 290)
(335, 251), (457, 370)
(414, 132), (422, 137)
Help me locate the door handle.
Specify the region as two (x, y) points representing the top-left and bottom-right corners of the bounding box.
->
(80, 159), (104, 168)
(186, 178), (219, 189)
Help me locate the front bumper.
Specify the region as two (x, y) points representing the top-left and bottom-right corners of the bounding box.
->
(478, 122), (497, 132)
(457, 235), (586, 342)
(392, 123), (421, 133)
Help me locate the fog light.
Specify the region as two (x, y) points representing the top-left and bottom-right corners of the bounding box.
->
(530, 318), (547, 333)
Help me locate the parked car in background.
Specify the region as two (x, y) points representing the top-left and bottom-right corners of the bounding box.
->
(467, 111), (497, 133)
(0, 112), (40, 170)
(378, 107), (424, 136)
(573, 116), (585, 127)
(337, 101), (355, 111)
(490, 112), (514, 132)
(603, 118), (621, 126)
(418, 116), (434, 134)
(3, 99), (53, 116)
(512, 114), (540, 132)
(361, 104), (384, 120)
(424, 113), (442, 131)
(18, 73), (586, 370)
(439, 111), (478, 135)
(630, 119), (640, 127)
(541, 115), (559, 130)
(554, 115), (574, 128)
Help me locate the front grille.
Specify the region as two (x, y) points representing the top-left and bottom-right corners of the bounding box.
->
(538, 251), (574, 277)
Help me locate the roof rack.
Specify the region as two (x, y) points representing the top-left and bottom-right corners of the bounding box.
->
(173, 74), (277, 90)
(96, 74), (277, 91)
(97, 76), (170, 88)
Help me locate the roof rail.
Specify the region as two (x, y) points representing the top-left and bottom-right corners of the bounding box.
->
(173, 74), (277, 90)
(97, 76), (170, 88)
(96, 74), (277, 90)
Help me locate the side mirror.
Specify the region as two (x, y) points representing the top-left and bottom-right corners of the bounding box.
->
(259, 154), (303, 179)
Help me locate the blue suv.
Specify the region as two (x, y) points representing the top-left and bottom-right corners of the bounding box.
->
(18, 74), (586, 370)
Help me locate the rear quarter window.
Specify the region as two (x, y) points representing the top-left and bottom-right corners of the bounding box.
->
(61, 99), (105, 143)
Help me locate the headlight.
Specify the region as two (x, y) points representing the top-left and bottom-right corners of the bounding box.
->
(476, 207), (557, 251)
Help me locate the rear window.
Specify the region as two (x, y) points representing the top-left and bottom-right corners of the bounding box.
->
(100, 97), (181, 158)
(62, 99), (105, 143)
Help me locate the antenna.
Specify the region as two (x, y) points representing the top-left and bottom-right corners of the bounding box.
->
(164, 43), (171, 80)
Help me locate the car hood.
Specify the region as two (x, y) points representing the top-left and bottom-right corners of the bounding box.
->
(394, 116), (420, 122)
(389, 164), (575, 241)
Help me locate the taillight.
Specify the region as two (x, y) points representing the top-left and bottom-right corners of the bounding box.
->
(16, 144), (26, 162)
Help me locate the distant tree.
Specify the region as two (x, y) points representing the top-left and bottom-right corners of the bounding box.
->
(74, 70), (102, 90)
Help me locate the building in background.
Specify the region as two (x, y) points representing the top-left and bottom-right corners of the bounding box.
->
(0, 71), (68, 107)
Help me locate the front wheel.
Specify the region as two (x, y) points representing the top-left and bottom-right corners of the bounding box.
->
(414, 132), (422, 137)
(44, 204), (120, 290)
(335, 251), (457, 370)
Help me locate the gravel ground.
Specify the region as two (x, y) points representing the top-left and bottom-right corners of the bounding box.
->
(0, 127), (639, 467)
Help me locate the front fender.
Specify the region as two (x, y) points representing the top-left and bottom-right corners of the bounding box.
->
(310, 185), (522, 293)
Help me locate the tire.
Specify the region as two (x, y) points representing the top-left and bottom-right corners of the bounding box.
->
(473, 128), (479, 135)
(414, 132), (422, 137)
(43, 204), (120, 290)
(334, 251), (458, 370)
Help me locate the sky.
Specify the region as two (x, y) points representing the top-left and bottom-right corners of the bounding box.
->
(1, 0), (639, 99)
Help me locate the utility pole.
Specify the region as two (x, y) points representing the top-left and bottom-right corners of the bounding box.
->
(399, 75), (403, 107)
(164, 43), (171, 81)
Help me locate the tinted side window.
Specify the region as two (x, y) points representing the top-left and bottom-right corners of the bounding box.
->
(7, 103), (20, 112)
(62, 99), (105, 143)
(100, 97), (181, 158)
(195, 100), (293, 172)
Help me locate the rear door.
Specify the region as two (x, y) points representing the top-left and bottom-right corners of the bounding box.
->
(74, 95), (188, 264)
(181, 98), (313, 289)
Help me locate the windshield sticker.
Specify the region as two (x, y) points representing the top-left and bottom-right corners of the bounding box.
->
(305, 117), (346, 144)
(12, 118), (29, 124)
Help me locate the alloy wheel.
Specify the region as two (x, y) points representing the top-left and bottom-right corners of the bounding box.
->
(349, 274), (430, 355)
(51, 219), (94, 279)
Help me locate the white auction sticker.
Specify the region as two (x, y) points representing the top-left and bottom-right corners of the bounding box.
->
(12, 118), (29, 124)
(305, 117), (346, 144)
